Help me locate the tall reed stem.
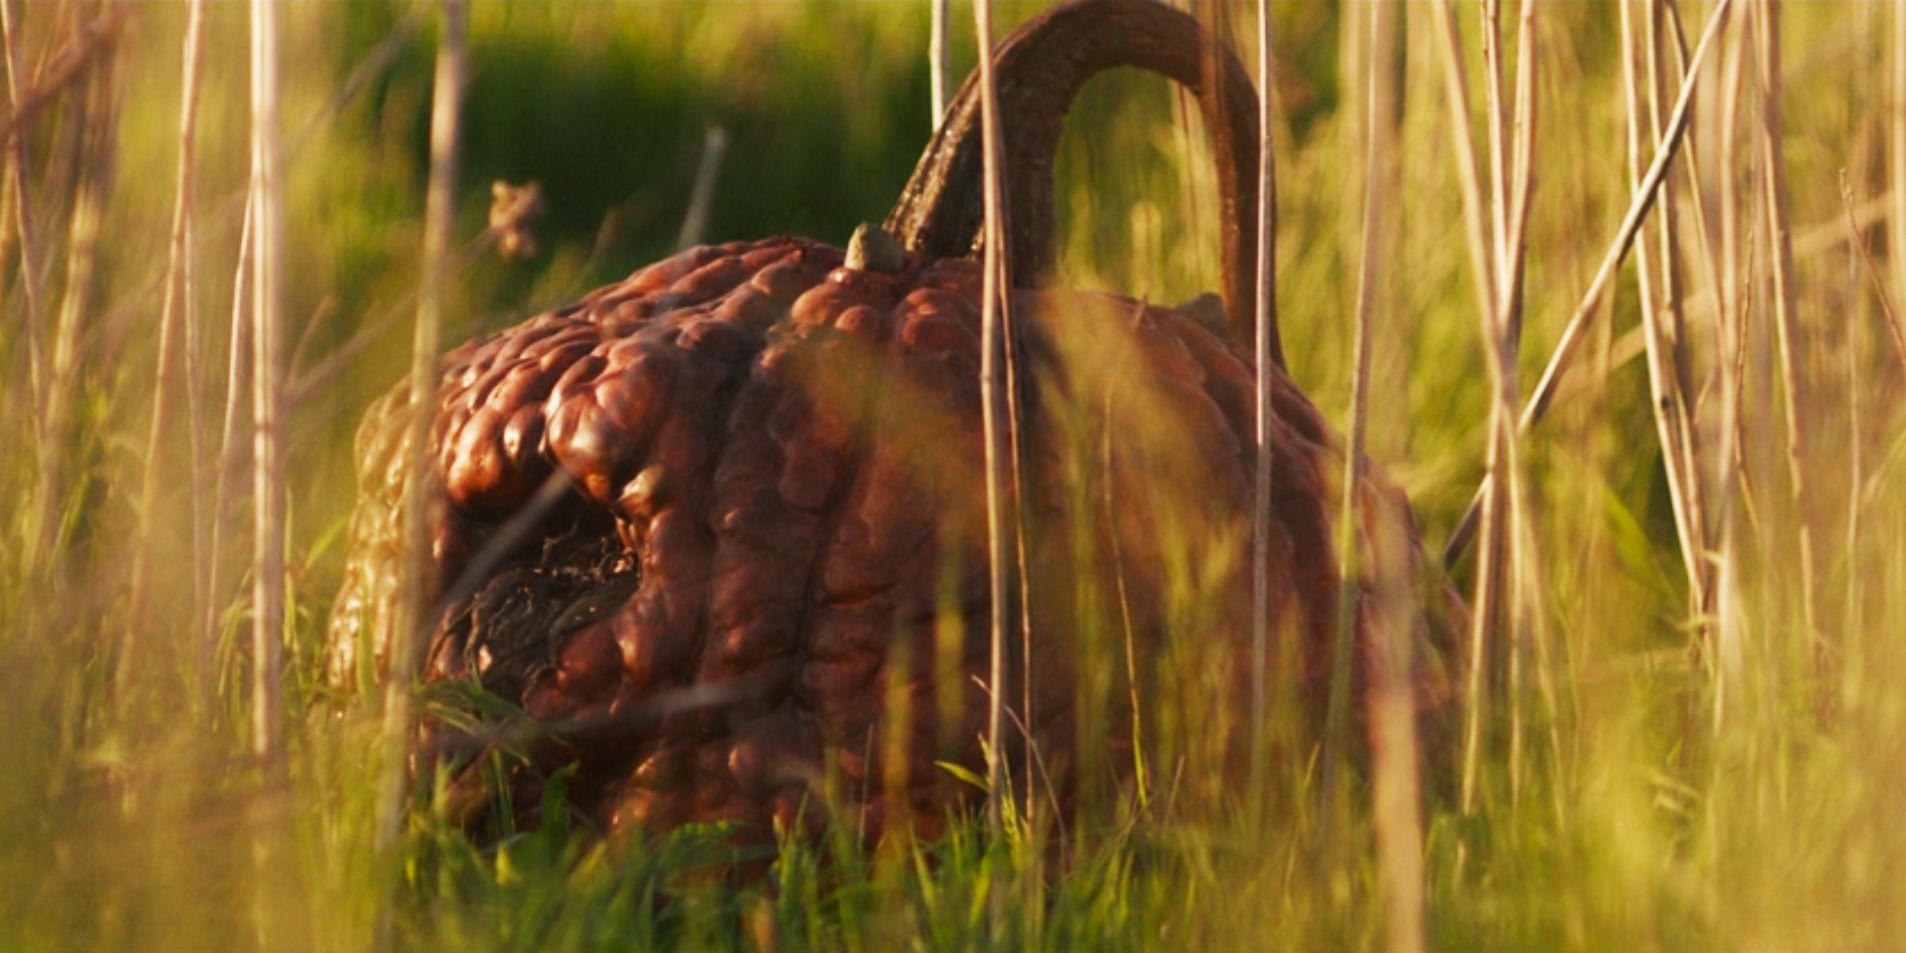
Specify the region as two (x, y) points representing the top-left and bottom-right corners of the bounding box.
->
(1322, 0), (1390, 840)
(1713, 6), (1750, 727)
(1336, 10), (1424, 951)
(1623, 0), (1714, 663)
(0, 0), (43, 459)
(930, 0), (949, 126)
(1752, 0), (1821, 690)
(1247, 0), (1279, 798)
(204, 202), (253, 702)
(970, 0), (1014, 857)
(126, 0), (208, 690)
(1895, 1), (1906, 319)
(249, 0), (286, 762)
(377, 0), (467, 870)
(1428, 0), (1508, 816)
(35, 25), (115, 588)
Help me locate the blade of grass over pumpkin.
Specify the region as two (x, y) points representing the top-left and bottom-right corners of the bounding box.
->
(377, 0), (467, 926)
(969, 0), (1015, 865)
(249, 0), (287, 763)
(1321, 0), (1391, 848)
(1356, 16), (1427, 914)
(674, 124), (725, 250)
(125, 0), (208, 697)
(1441, 0), (1735, 569)
(1325, 15), (1426, 948)
(1247, 0), (1278, 797)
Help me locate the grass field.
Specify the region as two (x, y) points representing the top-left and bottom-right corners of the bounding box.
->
(3, 1), (1904, 950)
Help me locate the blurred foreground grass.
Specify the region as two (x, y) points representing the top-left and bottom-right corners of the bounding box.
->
(3, 2), (1905, 951)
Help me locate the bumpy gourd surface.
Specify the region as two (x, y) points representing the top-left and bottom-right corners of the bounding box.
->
(330, 236), (1403, 842)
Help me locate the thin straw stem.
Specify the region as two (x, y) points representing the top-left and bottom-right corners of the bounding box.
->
(1322, 0), (1393, 851)
(1428, 0), (1507, 816)
(1482, 1), (1510, 287)
(1623, 0), (1714, 649)
(1752, 0), (1821, 684)
(1, 0), (42, 433)
(930, 0), (949, 127)
(35, 27), (115, 584)
(1895, 0), (1906, 318)
(970, 0), (1014, 855)
(203, 199), (253, 702)
(248, 0), (286, 762)
(1840, 173), (1906, 370)
(377, 0), (467, 862)
(1248, 0), (1279, 796)
(1712, 4), (1750, 729)
(126, 0), (207, 688)
(1499, 0), (1543, 802)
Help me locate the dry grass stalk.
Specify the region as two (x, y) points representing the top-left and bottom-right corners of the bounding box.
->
(969, 0), (1014, 850)
(1335, 5), (1424, 949)
(1428, 0), (1510, 816)
(674, 125), (726, 250)
(1482, 1), (1510, 283)
(1248, 0), (1279, 793)
(1441, 0), (1736, 568)
(1500, 0), (1547, 801)
(249, 0), (287, 761)
(930, 0), (949, 126)
(1658, 4), (1743, 705)
(1839, 173), (1906, 370)
(1321, 0), (1391, 835)
(1896, 2), (1906, 320)
(1, 0), (47, 576)
(203, 201), (253, 700)
(1751, 0), (1822, 687)
(376, 0), (468, 867)
(1713, 5), (1752, 725)
(36, 26), (116, 588)
(125, 0), (208, 690)
(0, 8), (120, 146)
(1622, 0), (1714, 663)
(1662, 0), (1736, 334)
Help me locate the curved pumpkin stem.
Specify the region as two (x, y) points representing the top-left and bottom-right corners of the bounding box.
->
(884, 0), (1279, 368)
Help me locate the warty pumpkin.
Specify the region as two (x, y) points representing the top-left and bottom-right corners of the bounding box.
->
(329, 0), (1449, 844)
